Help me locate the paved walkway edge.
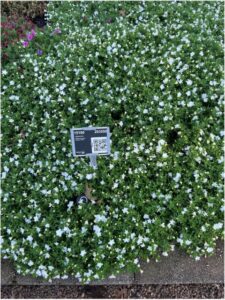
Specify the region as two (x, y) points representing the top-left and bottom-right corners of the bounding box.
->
(1, 240), (223, 285)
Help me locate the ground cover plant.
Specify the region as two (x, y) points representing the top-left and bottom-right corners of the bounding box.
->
(1, 1), (224, 283)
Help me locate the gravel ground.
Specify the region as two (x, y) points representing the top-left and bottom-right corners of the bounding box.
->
(1, 284), (224, 299)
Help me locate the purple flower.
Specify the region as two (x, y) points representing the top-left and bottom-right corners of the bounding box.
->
(22, 40), (29, 47)
(26, 29), (36, 41)
(37, 49), (43, 56)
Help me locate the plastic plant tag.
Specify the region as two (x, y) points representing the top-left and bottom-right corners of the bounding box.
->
(70, 127), (110, 168)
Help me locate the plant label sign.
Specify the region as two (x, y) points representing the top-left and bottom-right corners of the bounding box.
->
(70, 127), (110, 168)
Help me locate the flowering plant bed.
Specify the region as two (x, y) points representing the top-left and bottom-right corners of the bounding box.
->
(1, 15), (36, 64)
(1, 1), (224, 283)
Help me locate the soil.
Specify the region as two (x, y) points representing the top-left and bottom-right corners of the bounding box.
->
(1, 284), (224, 299)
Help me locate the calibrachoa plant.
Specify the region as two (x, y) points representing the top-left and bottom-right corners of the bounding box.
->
(1, 1), (224, 283)
(1, 15), (36, 64)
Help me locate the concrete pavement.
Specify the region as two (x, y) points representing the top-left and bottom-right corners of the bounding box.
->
(1, 240), (223, 285)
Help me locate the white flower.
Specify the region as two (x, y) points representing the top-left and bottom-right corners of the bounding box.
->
(97, 262), (103, 269)
(112, 182), (119, 189)
(201, 93), (208, 102)
(163, 116), (169, 121)
(9, 95), (19, 101)
(162, 153), (168, 158)
(81, 227), (87, 234)
(213, 223), (223, 230)
(1, 172), (7, 179)
(168, 57), (174, 65)
(34, 215), (40, 222)
(201, 226), (206, 232)
(173, 173), (181, 182)
(187, 101), (194, 107)
(81, 98), (89, 105)
(27, 236), (33, 243)
(177, 238), (183, 245)
(93, 225), (101, 237)
(122, 207), (128, 214)
(41, 270), (48, 278)
(28, 260), (34, 266)
(59, 83), (66, 91)
(185, 240), (192, 245)
(107, 45), (112, 53)
(56, 229), (64, 237)
(95, 214), (107, 223)
(168, 219), (175, 226)
(186, 90), (191, 96)
(45, 245), (51, 251)
(206, 247), (214, 253)
(156, 139), (166, 152)
(109, 239), (115, 246)
(186, 79), (193, 86)
(41, 189), (51, 195)
(80, 250), (86, 257)
(108, 71), (114, 78)
(151, 192), (157, 199)
(133, 143), (139, 153)
(67, 201), (74, 210)
(86, 174), (93, 180)
(113, 152), (119, 160)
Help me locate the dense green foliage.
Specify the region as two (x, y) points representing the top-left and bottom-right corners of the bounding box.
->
(1, 1), (224, 282)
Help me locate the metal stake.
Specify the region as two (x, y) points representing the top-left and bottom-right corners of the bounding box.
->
(89, 154), (97, 169)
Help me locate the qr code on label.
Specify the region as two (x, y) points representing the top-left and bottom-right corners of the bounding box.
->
(91, 137), (107, 154)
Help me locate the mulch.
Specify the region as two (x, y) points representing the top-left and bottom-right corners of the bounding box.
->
(1, 284), (224, 299)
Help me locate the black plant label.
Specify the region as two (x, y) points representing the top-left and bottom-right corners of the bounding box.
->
(70, 127), (110, 156)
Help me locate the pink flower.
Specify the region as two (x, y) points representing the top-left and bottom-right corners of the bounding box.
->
(26, 33), (33, 41)
(31, 29), (36, 37)
(22, 40), (29, 47)
(26, 29), (36, 41)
